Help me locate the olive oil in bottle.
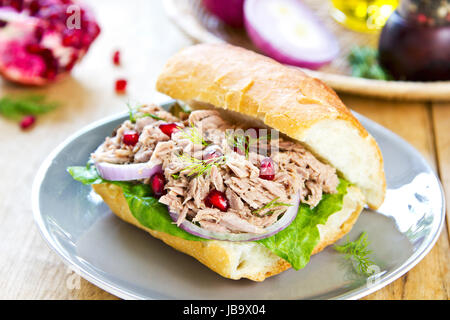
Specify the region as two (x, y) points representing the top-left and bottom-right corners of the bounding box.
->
(331, 0), (399, 32)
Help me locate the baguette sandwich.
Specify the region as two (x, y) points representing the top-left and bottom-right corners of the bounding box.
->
(69, 43), (385, 281)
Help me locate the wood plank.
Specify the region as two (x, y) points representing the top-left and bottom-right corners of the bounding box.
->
(341, 94), (449, 300)
(432, 103), (450, 241)
(0, 0), (190, 300)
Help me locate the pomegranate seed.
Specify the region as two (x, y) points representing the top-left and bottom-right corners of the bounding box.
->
(150, 172), (166, 197)
(112, 50), (121, 66)
(34, 26), (44, 42)
(205, 190), (229, 212)
(26, 43), (42, 54)
(10, 0), (23, 12)
(259, 157), (276, 180)
(115, 79), (127, 94)
(203, 145), (223, 162)
(159, 123), (179, 138)
(28, 0), (40, 16)
(122, 130), (139, 146)
(62, 29), (83, 48)
(20, 115), (35, 130)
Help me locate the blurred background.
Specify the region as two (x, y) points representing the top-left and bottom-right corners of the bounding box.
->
(0, 0), (448, 299)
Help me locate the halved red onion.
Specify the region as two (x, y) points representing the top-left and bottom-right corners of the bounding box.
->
(244, 0), (339, 69)
(95, 161), (162, 181)
(169, 193), (300, 241)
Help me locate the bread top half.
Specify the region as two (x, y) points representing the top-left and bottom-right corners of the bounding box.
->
(156, 43), (385, 208)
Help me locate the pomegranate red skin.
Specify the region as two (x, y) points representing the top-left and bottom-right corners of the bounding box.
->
(122, 130), (139, 146)
(150, 172), (166, 197)
(259, 157), (275, 180)
(0, 0), (101, 86)
(379, 11), (450, 81)
(205, 189), (229, 212)
(159, 123), (179, 138)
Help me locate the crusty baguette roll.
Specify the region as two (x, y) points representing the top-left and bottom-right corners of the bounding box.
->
(93, 183), (365, 281)
(156, 43), (385, 209)
(91, 43), (386, 281)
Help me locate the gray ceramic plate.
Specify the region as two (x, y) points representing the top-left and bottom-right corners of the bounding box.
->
(32, 101), (445, 300)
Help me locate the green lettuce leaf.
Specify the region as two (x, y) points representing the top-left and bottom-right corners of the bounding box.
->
(257, 179), (349, 270)
(68, 164), (349, 270)
(68, 164), (203, 241)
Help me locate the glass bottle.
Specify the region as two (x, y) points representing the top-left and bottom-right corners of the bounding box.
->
(378, 0), (450, 81)
(331, 0), (399, 32)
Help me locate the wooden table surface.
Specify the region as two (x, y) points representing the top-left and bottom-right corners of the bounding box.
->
(0, 0), (448, 300)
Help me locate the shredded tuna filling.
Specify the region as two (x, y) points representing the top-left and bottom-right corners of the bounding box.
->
(92, 104), (340, 234)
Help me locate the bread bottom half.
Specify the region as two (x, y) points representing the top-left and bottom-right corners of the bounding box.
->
(92, 183), (365, 281)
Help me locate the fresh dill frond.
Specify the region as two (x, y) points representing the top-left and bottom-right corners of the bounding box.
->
(334, 232), (376, 276)
(141, 113), (164, 121)
(0, 94), (58, 120)
(252, 197), (293, 215)
(127, 103), (163, 123)
(226, 130), (272, 159)
(177, 123), (209, 146)
(177, 152), (226, 178)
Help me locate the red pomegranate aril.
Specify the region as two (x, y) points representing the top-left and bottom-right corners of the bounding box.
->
(20, 115), (35, 130)
(150, 172), (166, 197)
(62, 30), (83, 48)
(122, 130), (139, 146)
(26, 43), (42, 54)
(28, 0), (40, 16)
(115, 79), (127, 94)
(205, 190), (229, 212)
(259, 157), (276, 180)
(112, 50), (121, 66)
(10, 0), (24, 12)
(159, 123), (179, 138)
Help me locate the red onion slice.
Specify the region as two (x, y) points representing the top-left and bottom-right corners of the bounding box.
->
(169, 193), (300, 242)
(244, 0), (339, 69)
(95, 161), (162, 181)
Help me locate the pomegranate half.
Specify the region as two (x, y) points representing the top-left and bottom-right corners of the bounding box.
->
(0, 0), (100, 85)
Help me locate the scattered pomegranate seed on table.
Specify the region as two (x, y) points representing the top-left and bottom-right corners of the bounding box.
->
(115, 79), (127, 94)
(205, 190), (229, 212)
(122, 130), (139, 146)
(259, 157), (275, 180)
(150, 172), (166, 197)
(20, 115), (36, 130)
(159, 123), (179, 138)
(112, 50), (121, 66)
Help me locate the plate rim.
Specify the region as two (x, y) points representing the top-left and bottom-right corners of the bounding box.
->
(31, 103), (446, 300)
(162, 0), (450, 101)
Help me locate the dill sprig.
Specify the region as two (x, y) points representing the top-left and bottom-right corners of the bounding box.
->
(252, 197), (293, 215)
(334, 232), (376, 276)
(227, 130), (272, 159)
(348, 46), (392, 80)
(127, 104), (163, 123)
(177, 152), (226, 178)
(177, 123), (209, 146)
(0, 94), (58, 120)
